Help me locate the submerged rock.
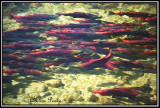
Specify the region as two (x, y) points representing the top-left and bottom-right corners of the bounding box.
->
(88, 94), (99, 102)
(97, 96), (113, 105)
(25, 82), (47, 94)
(38, 84), (47, 92)
(44, 79), (64, 88)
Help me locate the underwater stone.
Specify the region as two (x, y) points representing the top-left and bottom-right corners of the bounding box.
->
(89, 94), (99, 102)
(11, 80), (20, 86)
(29, 93), (41, 99)
(72, 94), (84, 101)
(97, 96), (113, 105)
(116, 79), (127, 86)
(87, 86), (94, 92)
(61, 95), (74, 103)
(17, 76), (26, 80)
(3, 66), (10, 71)
(41, 92), (51, 97)
(44, 79), (64, 88)
(25, 88), (32, 94)
(26, 75), (39, 80)
(17, 88), (24, 95)
(26, 82), (48, 93)
(37, 84), (47, 92)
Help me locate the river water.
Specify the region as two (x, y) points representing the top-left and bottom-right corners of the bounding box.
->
(2, 2), (158, 105)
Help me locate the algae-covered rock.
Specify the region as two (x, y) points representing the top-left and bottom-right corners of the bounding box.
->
(38, 84), (47, 92)
(44, 79), (64, 88)
(25, 82), (47, 93)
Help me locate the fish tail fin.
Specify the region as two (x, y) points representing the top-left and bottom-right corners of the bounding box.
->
(106, 49), (112, 58)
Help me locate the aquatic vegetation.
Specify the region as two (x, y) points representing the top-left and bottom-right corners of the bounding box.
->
(2, 2), (157, 105)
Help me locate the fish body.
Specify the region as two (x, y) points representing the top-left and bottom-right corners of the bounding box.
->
(50, 29), (91, 35)
(74, 19), (105, 23)
(7, 12), (57, 23)
(80, 49), (112, 68)
(92, 87), (142, 99)
(92, 25), (135, 32)
(148, 67), (157, 69)
(94, 27), (133, 35)
(40, 40), (75, 46)
(3, 54), (21, 61)
(45, 31), (77, 40)
(29, 49), (74, 57)
(142, 45), (156, 48)
(3, 27), (39, 36)
(122, 38), (156, 44)
(75, 41), (117, 49)
(3, 68), (45, 75)
(115, 12), (149, 17)
(52, 23), (94, 28)
(113, 47), (136, 54)
(3, 53), (36, 63)
(139, 17), (157, 23)
(75, 55), (92, 62)
(3, 60), (36, 68)
(105, 60), (151, 69)
(22, 21), (48, 27)
(45, 57), (80, 66)
(58, 12), (98, 18)
(3, 43), (41, 50)
(143, 50), (157, 55)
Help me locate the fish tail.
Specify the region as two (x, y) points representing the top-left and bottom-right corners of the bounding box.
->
(106, 49), (112, 58)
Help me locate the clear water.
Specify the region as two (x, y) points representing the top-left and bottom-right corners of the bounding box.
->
(2, 2), (157, 105)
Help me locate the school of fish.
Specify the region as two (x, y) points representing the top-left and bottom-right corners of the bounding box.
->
(3, 11), (157, 100)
